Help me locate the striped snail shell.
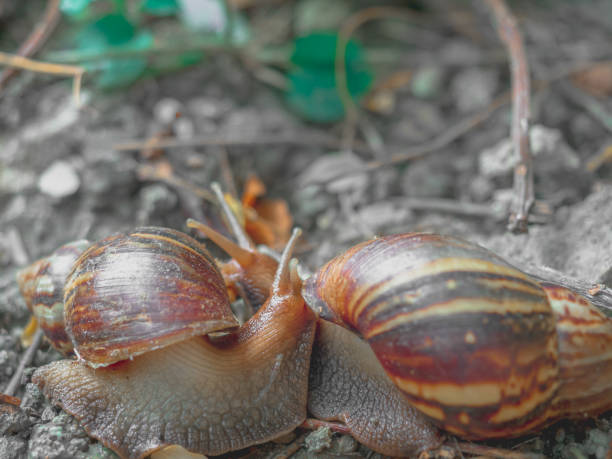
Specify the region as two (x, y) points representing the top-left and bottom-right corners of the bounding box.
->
(303, 232), (612, 439)
(17, 240), (91, 355)
(18, 227), (239, 367)
(62, 227), (239, 367)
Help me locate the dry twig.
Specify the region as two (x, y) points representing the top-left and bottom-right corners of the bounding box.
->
(4, 328), (44, 397)
(483, 0), (534, 233)
(0, 52), (85, 104)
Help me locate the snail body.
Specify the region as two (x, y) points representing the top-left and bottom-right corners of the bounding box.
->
(29, 227), (317, 458)
(303, 233), (612, 439)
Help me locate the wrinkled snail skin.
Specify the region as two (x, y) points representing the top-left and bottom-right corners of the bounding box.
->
(308, 320), (443, 456)
(303, 232), (612, 440)
(17, 240), (91, 355)
(31, 227), (317, 458)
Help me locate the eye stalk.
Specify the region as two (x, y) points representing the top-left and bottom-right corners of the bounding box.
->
(186, 184), (280, 313)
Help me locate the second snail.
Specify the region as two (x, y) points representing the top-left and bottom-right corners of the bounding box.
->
(16, 195), (612, 458)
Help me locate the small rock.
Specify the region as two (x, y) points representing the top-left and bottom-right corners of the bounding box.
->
(0, 404), (30, 435)
(451, 68), (498, 113)
(335, 434), (358, 453)
(479, 125), (580, 178)
(304, 426), (332, 453)
(38, 161), (80, 198)
(28, 412), (91, 459)
(298, 152), (368, 195)
(0, 436), (27, 459)
(41, 406), (57, 422)
(153, 98), (182, 125)
(20, 383), (45, 414)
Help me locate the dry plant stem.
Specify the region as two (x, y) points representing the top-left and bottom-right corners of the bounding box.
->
(210, 182), (252, 249)
(114, 132), (355, 152)
(483, 0), (534, 233)
(0, 393), (22, 406)
(586, 144), (612, 172)
(0, 0), (61, 90)
(365, 91), (511, 171)
(4, 328), (44, 396)
(215, 148), (239, 198)
(456, 441), (544, 459)
(0, 52), (84, 104)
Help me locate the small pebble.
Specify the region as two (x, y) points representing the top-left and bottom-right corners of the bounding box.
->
(153, 98), (182, 125)
(38, 161), (80, 198)
(304, 426), (332, 453)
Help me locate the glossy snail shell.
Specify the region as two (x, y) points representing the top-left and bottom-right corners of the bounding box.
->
(303, 232), (612, 439)
(64, 227), (239, 367)
(19, 227), (240, 367)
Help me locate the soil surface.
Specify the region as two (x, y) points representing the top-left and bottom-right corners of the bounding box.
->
(1, 1), (612, 458)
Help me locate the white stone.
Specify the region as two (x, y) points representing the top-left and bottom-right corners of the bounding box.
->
(38, 161), (80, 198)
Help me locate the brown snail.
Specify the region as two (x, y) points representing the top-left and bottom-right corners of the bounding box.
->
(303, 233), (612, 446)
(23, 226), (317, 458)
(197, 222), (612, 454)
(17, 220), (612, 457)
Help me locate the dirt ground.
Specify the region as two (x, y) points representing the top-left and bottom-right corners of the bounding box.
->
(1, 1), (612, 458)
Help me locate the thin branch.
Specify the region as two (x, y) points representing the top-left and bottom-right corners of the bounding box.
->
(0, 0), (61, 90)
(0, 52), (85, 104)
(4, 328), (44, 397)
(114, 132), (358, 152)
(363, 90), (511, 171)
(483, 0), (534, 233)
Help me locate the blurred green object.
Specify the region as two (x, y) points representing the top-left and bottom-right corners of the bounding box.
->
(77, 13), (153, 88)
(141, 0), (180, 16)
(60, 0), (94, 18)
(286, 32), (372, 123)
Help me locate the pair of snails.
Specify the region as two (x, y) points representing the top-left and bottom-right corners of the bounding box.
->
(16, 190), (612, 458)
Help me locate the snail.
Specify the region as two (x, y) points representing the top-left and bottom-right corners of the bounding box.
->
(303, 233), (612, 444)
(23, 226), (317, 458)
(17, 221), (612, 457)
